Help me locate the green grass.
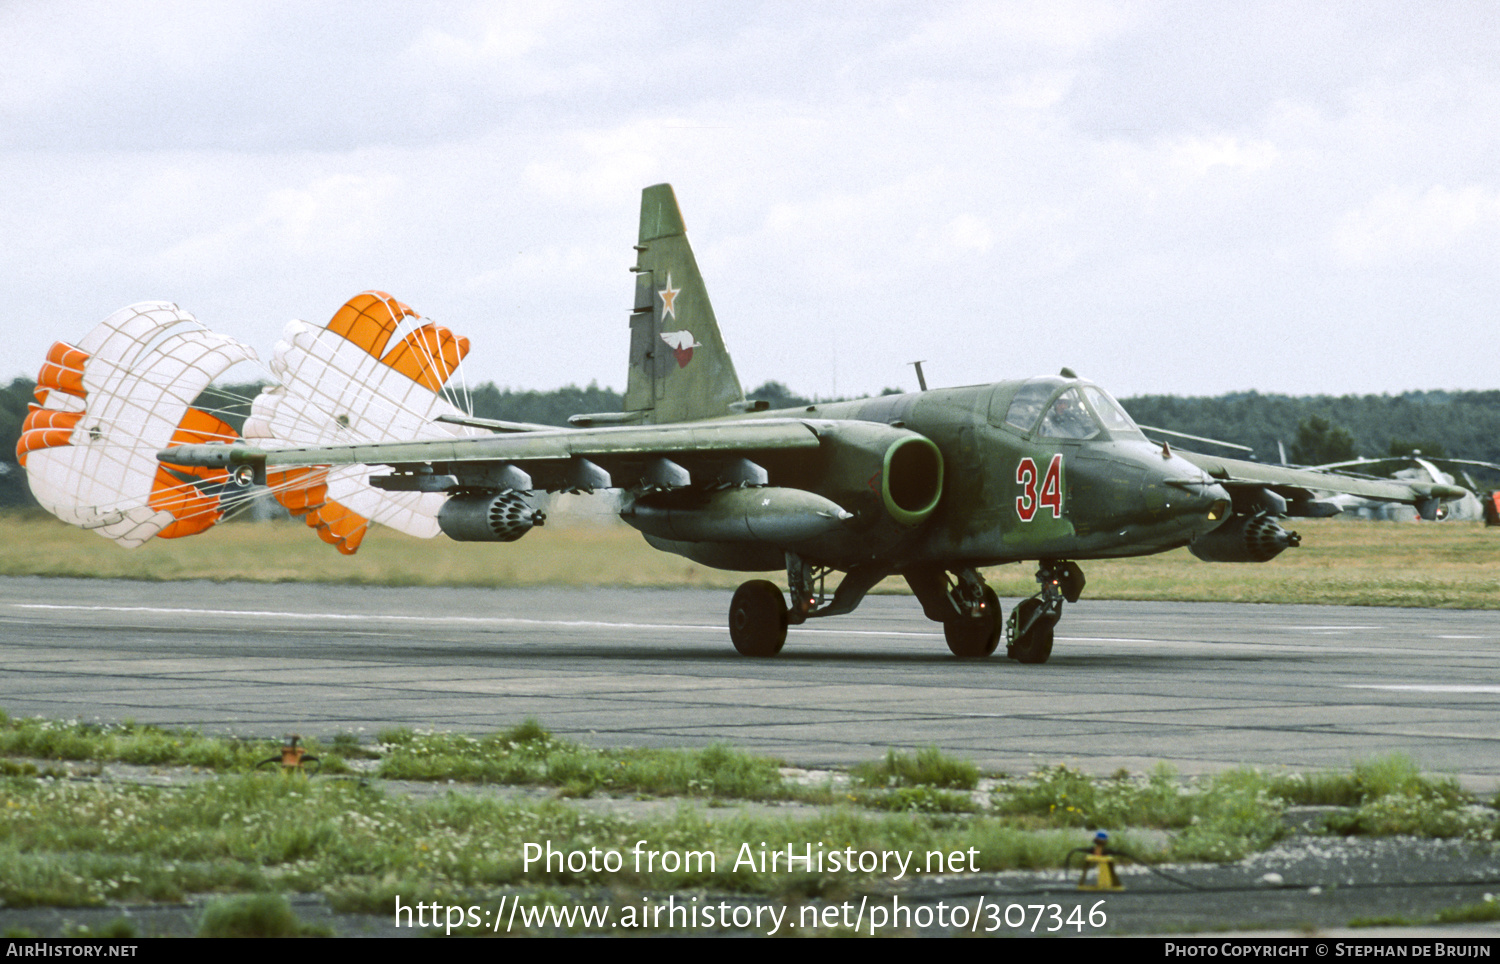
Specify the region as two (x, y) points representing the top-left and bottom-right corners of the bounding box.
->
(997, 764), (1195, 829)
(2, 511), (1498, 608)
(851, 786), (981, 814)
(1270, 755), (1491, 838)
(376, 722), (794, 801)
(1353, 895), (1500, 928)
(1270, 754), (1467, 807)
(2, 713), (1495, 920)
(61, 918), (140, 939)
(1348, 914), (1419, 928)
(991, 755), (1499, 858)
(850, 746), (980, 791)
(993, 764), (1287, 862)
(1434, 895), (1500, 924)
(844, 747), (984, 813)
(0, 511), (751, 589)
(197, 893), (329, 938)
(0, 772), (1113, 907)
(0, 712), (347, 774)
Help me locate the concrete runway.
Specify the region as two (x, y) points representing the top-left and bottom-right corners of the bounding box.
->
(2, 576), (1497, 788)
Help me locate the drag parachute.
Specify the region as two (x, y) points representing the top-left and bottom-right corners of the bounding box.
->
(20, 292), (481, 554)
(246, 291), (478, 553)
(18, 303), (256, 547)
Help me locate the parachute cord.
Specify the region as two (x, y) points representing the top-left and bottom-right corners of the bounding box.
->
(412, 311), (473, 420)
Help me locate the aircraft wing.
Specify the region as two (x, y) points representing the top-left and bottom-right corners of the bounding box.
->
(161, 418), (824, 492)
(1313, 455), (1500, 477)
(1179, 450), (1466, 517)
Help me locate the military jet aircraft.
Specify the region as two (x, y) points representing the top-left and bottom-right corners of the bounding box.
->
(159, 184), (1463, 663)
(1305, 455), (1499, 522)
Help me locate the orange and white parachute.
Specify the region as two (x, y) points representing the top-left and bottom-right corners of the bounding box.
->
(18, 303), (256, 546)
(246, 291), (477, 553)
(19, 292), (480, 553)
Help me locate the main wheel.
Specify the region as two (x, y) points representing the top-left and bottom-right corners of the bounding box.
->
(729, 580), (788, 657)
(1006, 597), (1055, 664)
(944, 586), (1001, 658)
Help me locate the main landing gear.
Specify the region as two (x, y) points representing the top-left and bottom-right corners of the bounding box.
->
(1006, 560), (1084, 664)
(903, 566), (1003, 658)
(725, 556), (1085, 665)
(728, 580), (788, 657)
(727, 553), (889, 657)
(943, 584), (1002, 658)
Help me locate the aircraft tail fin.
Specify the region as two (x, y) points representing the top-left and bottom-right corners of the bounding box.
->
(623, 184), (744, 423)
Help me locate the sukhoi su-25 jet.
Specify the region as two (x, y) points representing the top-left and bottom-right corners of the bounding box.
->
(22, 185), (1462, 663)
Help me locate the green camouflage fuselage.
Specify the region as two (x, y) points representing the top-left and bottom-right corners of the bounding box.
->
(636, 379), (1228, 574)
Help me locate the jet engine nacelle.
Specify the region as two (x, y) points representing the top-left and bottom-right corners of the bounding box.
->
(811, 421), (944, 529)
(620, 422), (944, 571)
(776, 421), (945, 563)
(1189, 511), (1300, 563)
(438, 491), (545, 542)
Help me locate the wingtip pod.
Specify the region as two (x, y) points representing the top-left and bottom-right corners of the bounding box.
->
(21, 303), (258, 547)
(1416, 482), (1468, 501)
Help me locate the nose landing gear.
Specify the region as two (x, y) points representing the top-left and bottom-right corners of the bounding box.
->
(1006, 561), (1084, 664)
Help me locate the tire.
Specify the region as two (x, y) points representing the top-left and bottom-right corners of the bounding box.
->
(729, 580), (788, 657)
(944, 586), (1002, 658)
(1006, 597), (1055, 664)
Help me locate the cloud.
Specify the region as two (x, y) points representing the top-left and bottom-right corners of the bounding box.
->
(1332, 184), (1500, 267)
(4, 2), (1500, 396)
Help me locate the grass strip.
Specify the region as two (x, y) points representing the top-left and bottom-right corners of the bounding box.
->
(0, 711), (348, 774)
(2, 715), (1495, 912)
(1, 512), (1497, 608)
(375, 723), (793, 801)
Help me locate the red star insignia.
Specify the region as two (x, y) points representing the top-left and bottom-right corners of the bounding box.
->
(658, 273), (680, 319)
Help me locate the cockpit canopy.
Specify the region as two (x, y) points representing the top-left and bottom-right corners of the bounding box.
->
(995, 377), (1146, 441)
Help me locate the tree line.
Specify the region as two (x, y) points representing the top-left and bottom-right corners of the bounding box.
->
(1121, 390), (1500, 472)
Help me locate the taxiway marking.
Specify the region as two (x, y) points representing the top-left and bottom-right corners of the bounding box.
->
(10, 603), (941, 639)
(1346, 684), (1500, 694)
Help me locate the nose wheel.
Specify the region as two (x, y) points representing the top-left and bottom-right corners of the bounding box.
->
(1006, 561), (1083, 664)
(1006, 597), (1057, 663)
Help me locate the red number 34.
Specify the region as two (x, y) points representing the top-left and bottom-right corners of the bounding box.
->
(1016, 454), (1064, 521)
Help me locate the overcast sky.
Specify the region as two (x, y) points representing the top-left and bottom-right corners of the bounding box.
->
(4, 1), (1496, 400)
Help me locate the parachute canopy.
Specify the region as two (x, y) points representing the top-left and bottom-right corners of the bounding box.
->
(20, 303), (255, 547)
(245, 291), (476, 553)
(21, 292), (479, 553)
